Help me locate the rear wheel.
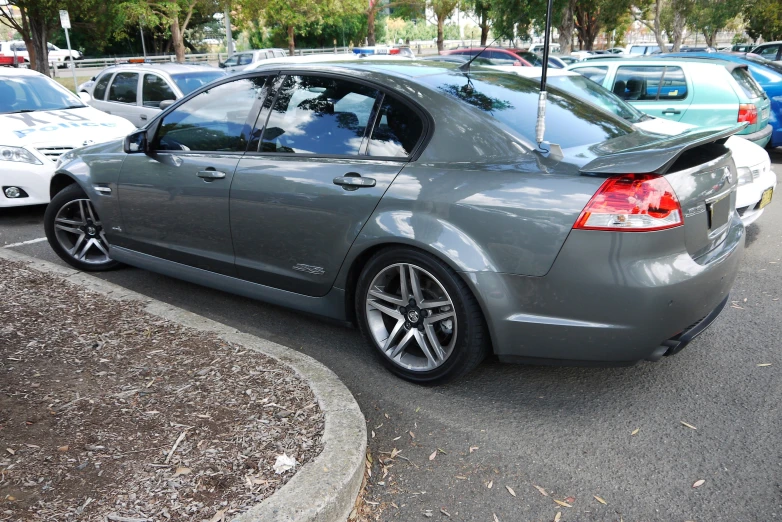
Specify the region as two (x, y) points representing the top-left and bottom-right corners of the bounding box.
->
(44, 184), (119, 272)
(355, 248), (488, 384)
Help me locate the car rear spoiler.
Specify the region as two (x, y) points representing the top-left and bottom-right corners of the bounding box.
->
(580, 124), (746, 176)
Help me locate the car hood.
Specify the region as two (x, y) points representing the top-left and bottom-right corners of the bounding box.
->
(0, 107), (135, 148)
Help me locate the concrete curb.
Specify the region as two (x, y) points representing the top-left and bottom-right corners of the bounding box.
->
(1, 248), (366, 522)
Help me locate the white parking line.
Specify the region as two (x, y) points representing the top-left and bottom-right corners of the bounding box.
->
(3, 237), (47, 249)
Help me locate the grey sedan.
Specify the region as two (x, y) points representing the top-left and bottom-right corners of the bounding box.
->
(45, 61), (744, 384)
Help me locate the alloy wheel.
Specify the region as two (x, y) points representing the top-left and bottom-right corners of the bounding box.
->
(365, 263), (457, 372)
(52, 198), (111, 265)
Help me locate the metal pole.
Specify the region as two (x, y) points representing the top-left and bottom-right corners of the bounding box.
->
(63, 27), (78, 92)
(224, 8), (234, 58)
(535, 0), (555, 146)
(140, 23), (147, 58)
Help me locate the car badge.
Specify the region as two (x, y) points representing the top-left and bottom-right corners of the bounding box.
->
(82, 139), (95, 146)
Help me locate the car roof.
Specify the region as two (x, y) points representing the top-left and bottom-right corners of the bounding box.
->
(0, 67), (44, 77)
(100, 63), (221, 74)
(573, 56), (740, 68)
(249, 59), (492, 80)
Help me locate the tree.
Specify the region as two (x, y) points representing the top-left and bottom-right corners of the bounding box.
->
(632, 0), (669, 50)
(431, 0), (459, 50)
(687, 0), (743, 47)
(464, 0), (491, 45)
(573, 0), (632, 50)
(744, 0), (782, 41)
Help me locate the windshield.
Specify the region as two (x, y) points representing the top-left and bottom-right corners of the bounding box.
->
(744, 53), (782, 74)
(170, 71), (226, 95)
(0, 75), (85, 114)
(546, 75), (647, 123)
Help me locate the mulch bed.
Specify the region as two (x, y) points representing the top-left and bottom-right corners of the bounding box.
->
(0, 259), (324, 521)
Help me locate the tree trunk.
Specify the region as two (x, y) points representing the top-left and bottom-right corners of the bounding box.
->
(436, 17), (444, 51)
(367, 7), (376, 46)
(287, 25), (295, 56)
(672, 11), (686, 51)
(19, 10), (37, 70)
(479, 11), (489, 46)
(575, 6), (601, 51)
(703, 30), (716, 47)
(557, 0), (575, 55)
(651, 0), (668, 50)
(171, 15), (185, 62)
(29, 16), (49, 75)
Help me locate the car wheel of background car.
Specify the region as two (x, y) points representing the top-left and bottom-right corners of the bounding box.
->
(355, 247), (488, 384)
(44, 184), (119, 272)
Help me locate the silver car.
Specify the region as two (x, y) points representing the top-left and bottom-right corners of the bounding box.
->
(46, 61), (744, 384)
(219, 49), (288, 73)
(85, 63), (226, 128)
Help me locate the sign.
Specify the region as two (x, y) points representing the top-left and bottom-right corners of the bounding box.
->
(59, 10), (70, 29)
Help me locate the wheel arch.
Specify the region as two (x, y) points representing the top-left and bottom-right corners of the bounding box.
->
(50, 172), (79, 199)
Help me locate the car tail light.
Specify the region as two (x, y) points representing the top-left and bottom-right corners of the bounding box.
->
(574, 174), (683, 232)
(738, 104), (758, 125)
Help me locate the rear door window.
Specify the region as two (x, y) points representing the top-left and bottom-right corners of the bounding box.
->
(107, 72), (139, 104)
(93, 72), (112, 100)
(731, 67), (765, 98)
(659, 66), (687, 100)
(756, 45), (780, 60)
(368, 95), (424, 158)
(572, 65), (608, 84)
(613, 66), (665, 101)
(142, 73), (176, 108)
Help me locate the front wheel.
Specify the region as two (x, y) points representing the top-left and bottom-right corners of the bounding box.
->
(44, 184), (119, 272)
(355, 248), (488, 384)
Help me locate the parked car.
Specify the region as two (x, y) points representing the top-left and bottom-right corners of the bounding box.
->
(751, 41), (781, 61)
(508, 49), (566, 68)
(440, 47), (532, 66)
(0, 68), (135, 208)
(47, 60), (744, 383)
(733, 43), (755, 53)
(606, 47), (625, 54)
(0, 41), (27, 67)
(502, 66), (776, 226)
(219, 49), (288, 73)
(568, 57), (773, 147)
(527, 43), (560, 54)
(0, 40), (82, 67)
(625, 43), (672, 55)
(84, 63), (226, 127)
(662, 51), (782, 148)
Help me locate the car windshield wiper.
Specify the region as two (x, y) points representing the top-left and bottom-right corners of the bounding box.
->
(59, 105), (87, 110)
(4, 109), (38, 114)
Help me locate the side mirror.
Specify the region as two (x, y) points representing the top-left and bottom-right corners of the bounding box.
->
(159, 99), (175, 111)
(78, 91), (91, 103)
(124, 129), (148, 154)
(219, 62), (226, 68)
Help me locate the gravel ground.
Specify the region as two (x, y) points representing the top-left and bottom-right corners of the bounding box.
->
(0, 259), (324, 522)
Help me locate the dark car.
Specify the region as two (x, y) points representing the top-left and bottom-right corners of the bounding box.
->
(46, 61), (744, 384)
(440, 47), (532, 66)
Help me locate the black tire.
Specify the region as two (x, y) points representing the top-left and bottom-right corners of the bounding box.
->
(44, 184), (120, 272)
(355, 247), (489, 384)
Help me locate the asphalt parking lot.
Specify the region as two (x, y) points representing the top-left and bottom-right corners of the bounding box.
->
(2, 150), (781, 521)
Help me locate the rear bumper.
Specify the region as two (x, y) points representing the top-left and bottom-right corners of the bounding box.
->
(645, 295), (729, 361)
(469, 213), (744, 364)
(740, 124), (773, 146)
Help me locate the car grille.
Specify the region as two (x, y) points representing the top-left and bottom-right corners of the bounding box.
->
(36, 146), (74, 162)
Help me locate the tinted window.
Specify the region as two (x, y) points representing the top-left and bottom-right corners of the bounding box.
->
(170, 71), (226, 95)
(731, 67), (764, 98)
(572, 65), (608, 84)
(142, 74), (176, 108)
(422, 71), (632, 149)
(368, 95), (424, 158)
(223, 56), (239, 67)
(93, 73), (112, 100)
(484, 50), (517, 64)
(155, 77), (265, 152)
(614, 66), (665, 101)
(108, 72), (139, 104)
(546, 75), (645, 123)
(659, 66), (687, 100)
(757, 45), (780, 59)
(261, 75), (379, 155)
(238, 53), (254, 65)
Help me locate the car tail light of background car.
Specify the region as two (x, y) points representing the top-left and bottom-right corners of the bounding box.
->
(574, 174), (684, 231)
(738, 104), (758, 125)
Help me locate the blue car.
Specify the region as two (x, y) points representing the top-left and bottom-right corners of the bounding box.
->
(665, 52), (782, 148)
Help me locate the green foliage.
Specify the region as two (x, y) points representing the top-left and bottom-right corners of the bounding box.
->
(744, 0), (782, 41)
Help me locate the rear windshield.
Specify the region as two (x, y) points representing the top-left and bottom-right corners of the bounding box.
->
(731, 67), (764, 98)
(546, 75), (646, 123)
(420, 71), (633, 149)
(170, 71), (226, 95)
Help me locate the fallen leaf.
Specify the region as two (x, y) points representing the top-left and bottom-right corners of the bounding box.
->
(565, 496), (575, 503)
(423, 510), (433, 518)
(392, 436), (401, 441)
(409, 431), (415, 439)
(429, 450), (437, 461)
(415, 406), (421, 413)
(440, 508), (451, 517)
(493, 514), (500, 522)
(505, 485), (516, 497)
(371, 431), (375, 438)
(631, 428), (640, 436)
(455, 475), (467, 479)
(692, 479), (705, 488)
(553, 499), (572, 508)
(384, 413), (390, 419)
(58, 445), (69, 452)
(757, 363), (772, 367)
(680, 421), (697, 430)
(594, 495), (607, 505)
(209, 508), (227, 522)
(174, 466), (191, 476)
(469, 446), (478, 453)
(554, 512), (561, 522)
(533, 484), (549, 497)
(390, 448), (400, 459)
(487, 480), (493, 489)
(438, 448), (447, 454)
(5, 448), (14, 455)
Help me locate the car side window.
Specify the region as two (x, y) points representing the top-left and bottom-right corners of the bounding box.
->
(659, 66), (687, 100)
(142, 74), (176, 108)
(613, 66), (666, 101)
(273, 51), (286, 58)
(155, 77), (266, 153)
(368, 94), (424, 158)
(107, 72), (139, 104)
(260, 75), (380, 155)
(93, 73), (112, 100)
(223, 56), (239, 67)
(572, 66), (608, 84)
(757, 45), (779, 59)
(238, 53), (253, 65)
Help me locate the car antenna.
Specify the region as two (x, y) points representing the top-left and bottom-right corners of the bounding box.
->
(459, 36), (501, 73)
(535, 0), (563, 160)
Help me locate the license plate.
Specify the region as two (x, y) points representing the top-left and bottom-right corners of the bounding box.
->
(708, 193), (731, 230)
(759, 187), (773, 209)
(762, 107), (770, 120)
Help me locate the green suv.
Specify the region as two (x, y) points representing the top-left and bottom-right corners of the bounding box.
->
(568, 57), (773, 146)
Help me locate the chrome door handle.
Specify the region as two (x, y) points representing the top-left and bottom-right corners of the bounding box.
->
(662, 108), (681, 115)
(197, 170), (226, 180)
(333, 175), (376, 189)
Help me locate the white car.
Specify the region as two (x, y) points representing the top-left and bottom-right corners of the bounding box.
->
(0, 68), (136, 208)
(0, 41), (82, 67)
(496, 67), (776, 226)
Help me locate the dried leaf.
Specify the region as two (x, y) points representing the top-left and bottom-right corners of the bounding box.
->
(565, 496), (575, 503)
(5, 448), (14, 455)
(392, 436), (401, 441)
(390, 448), (400, 459)
(384, 413), (390, 419)
(174, 466), (191, 476)
(371, 431), (375, 438)
(631, 428), (640, 436)
(505, 485), (516, 497)
(209, 508), (227, 522)
(553, 499), (572, 508)
(757, 363), (772, 367)
(594, 495), (607, 505)
(469, 446), (478, 453)
(409, 431), (415, 439)
(487, 480), (493, 489)
(680, 421), (697, 430)
(554, 512), (561, 522)
(456, 475), (467, 479)
(692, 479), (705, 488)
(440, 508), (451, 517)
(533, 484), (549, 497)
(57, 445), (69, 452)
(429, 450), (437, 461)
(493, 514), (500, 522)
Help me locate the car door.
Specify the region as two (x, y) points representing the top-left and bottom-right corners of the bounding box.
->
(89, 71), (114, 111)
(138, 72), (177, 127)
(755, 44), (781, 61)
(115, 76), (268, 276)
(611, 65), (692, 121)
(230, 73), (426, 297)
(102, 71), (140, 124)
